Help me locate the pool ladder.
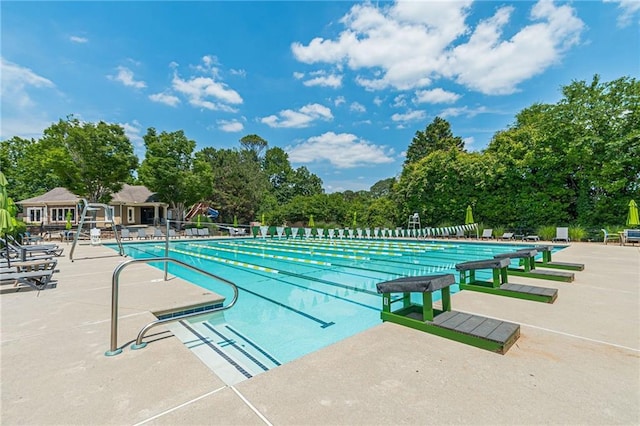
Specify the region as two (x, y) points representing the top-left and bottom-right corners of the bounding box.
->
(105, 257), (239, 356)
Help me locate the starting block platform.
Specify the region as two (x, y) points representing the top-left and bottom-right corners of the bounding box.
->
(376, 274), (520, 354)
(455, 258), (558, 303)
(494, 249), (575, 283)
(526, 245), (585, 271)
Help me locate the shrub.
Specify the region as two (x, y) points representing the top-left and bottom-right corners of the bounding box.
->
(537, 225), (556, 241)
(493, 226), (506, 238)
(569, 225), (587, 242)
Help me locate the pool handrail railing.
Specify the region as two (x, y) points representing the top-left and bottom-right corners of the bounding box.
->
(105, 257), (239, 356)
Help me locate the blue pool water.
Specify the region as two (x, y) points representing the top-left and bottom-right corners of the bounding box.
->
(107, 237), (559, 382)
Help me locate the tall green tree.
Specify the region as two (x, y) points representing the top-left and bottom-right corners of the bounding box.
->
(138, 128), (205, 223)
(240, 134), (268, 159)
(198, 147), (269, 224)
(41, 117), (137, 203)
(404, 117), (464, 166)
(0, 136), (63, 202)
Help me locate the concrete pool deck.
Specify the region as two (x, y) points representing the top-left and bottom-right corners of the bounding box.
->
(1, 239), (639, 425)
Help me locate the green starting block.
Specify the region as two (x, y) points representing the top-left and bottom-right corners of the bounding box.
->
(455, 257), (558, 303)
(526, 245), (585, 271)
(376, 274), (520, 354)
(494, 249), (574, 282)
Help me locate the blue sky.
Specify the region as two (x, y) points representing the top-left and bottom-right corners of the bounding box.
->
(2, 1), (638, 193)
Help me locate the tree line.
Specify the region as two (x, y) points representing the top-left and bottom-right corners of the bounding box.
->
(2, 75), (638, 231)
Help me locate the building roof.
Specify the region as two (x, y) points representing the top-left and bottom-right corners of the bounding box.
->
(110, 184), (162, 204)
(16, 187), (80, 205)
(17, 184), (165, 206)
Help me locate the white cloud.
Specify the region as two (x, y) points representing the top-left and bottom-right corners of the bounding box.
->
(218, 119), (244, 132)
(391, 109), (426, 123)
(149, 92), (181, 107)
(108, 66), (146, 89)
(229, 68), (246, 77)
(303, 73), (342, 88)
(261, 103), (333, 128)
(373, 96), (383, 106)
(121, 120), (145, 155)
(439, 105), (487, 118)
(392, 94), (407, 108)
(292, 0), (584, 95)
(287, 131), (394, 168)
(293, 72), (305, 79)
(151, 56), (243, 111)
(172, 74), (242, 111)
(334, 96), (346, 106)
(1, 57), (55, 109)
(350, 102), (366, 113)
(463, 136), (475, 150)
(414, 88), (460, 104)
(604, 0), (640, 27)
(446, 0), (584, 94)
(70, 35), (88, 43)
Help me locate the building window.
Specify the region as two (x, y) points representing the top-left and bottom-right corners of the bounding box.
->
(50, 208), (76, 223)
(27, 208), (43, 223)
(106, 206), (115, 222)
(127, 207), (135, 224)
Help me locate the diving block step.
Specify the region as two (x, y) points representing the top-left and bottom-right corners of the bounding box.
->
(377, 274), (520, 354)
(506, 267), (574, 283)
(494, 250), (575, 283)
(456, 257), (558, 303)
(524, 245), (585, 270)
(433, 311), (520, 354)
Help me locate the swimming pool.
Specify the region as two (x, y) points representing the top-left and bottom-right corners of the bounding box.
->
(109, 237), (556, 384)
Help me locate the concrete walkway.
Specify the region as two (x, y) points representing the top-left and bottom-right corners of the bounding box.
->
(1, 240), (638, 425)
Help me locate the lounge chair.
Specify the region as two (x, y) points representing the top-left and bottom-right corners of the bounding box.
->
(184, 228), (194, 238)
(552, 227), (570, 242)
(480, 229), (493, 240)
(1, 259), (58, 291)
(153, 228), (165, 239)
(120, 229), (133, 240)
(601, 229), (619, 245)
(3, 236), (63, 260)
(137, 228), (149, 240)
(499, 232), (514, 240)
(197, 228), (210, 237)
(168, 229), (178, 239)
(623, 229), (640, 245)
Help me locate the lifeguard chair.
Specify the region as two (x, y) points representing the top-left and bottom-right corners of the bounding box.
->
(408, 213), (421, 237)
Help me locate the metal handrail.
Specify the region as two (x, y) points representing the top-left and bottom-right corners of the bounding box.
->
(105, 257), (239, 356)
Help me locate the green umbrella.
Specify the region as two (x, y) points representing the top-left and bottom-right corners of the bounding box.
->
(465, 205), (474, 225)
(352, 212), (357, 228)
(196, 214), (201, 228)
(309, 214), (315, 227)
(233, 215), (238, 227)
(65, 210), (73, 230)
(0, 171), (15, 266)
(627, 200), (639, 227)
(261, 213), (265, 225)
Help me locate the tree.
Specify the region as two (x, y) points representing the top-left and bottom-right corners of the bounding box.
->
(0, 136), (63, 202)
(138, 128), (205, 223)
(370, 178), (396, 198)
(40, 117), (137, 203)
(198, 147), (270, 224)
(404, 117), (464, 166)
(240, 134), (268, 159)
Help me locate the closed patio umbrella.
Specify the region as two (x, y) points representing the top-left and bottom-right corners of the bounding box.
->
(309, 215), (315, 227)
(465, 205), (474, 225)
(0, 171), (15, 266)
(352, 212), (357, 228)
(627, 200), (639, 227)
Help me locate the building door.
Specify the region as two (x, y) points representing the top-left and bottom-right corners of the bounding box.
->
(140, 207), (155, 225)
